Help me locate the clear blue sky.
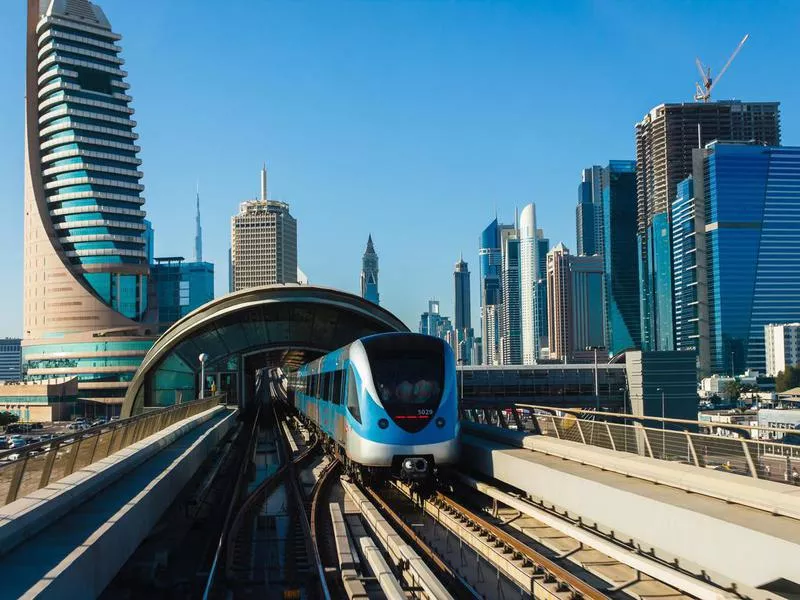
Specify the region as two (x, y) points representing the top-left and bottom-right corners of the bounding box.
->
(1, 0), (799, 335)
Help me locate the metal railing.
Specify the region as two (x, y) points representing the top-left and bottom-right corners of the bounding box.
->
(462, 404), (800, 487)
(0, 394), (226, 508)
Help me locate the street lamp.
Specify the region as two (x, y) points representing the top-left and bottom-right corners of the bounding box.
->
(199, 353), (209, 399)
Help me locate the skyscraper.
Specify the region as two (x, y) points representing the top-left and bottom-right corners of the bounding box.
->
(479, 218), (513, 365)
(500, 227), (521, 365)
(231, 166), (298, 291)
(546, 243), (571, 360)
(546, 244), (605, 362)
(519, 204), (540, 364)
(419, 300), (453, 341)
(576, 166), (603, 256)
(22, 0), (155, 411)
(635, 101), (781, 352)
(453, 256), (473, 364)
(361, 235), (379, 305)
(688, 142), (800, 374)
(195, 186), (203, 262)
(535, 229), (550, 357)
(602, 160), (641, 355)
(670, 175), (709, 372)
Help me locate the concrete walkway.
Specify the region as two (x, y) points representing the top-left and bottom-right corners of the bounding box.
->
(0, 407), (237, 599)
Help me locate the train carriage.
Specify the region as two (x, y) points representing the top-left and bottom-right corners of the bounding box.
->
(286, 332), (459, 481)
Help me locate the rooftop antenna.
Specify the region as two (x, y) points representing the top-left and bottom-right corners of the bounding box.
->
(694, 34), (749, 102)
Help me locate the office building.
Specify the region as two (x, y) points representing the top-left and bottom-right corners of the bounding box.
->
(635, 101), (781, 352)
(150, 257), (214, 328)
(576, 166), (603, 256)
(195, 187), (203, 262)
(694, 143), (800, 374)
(0, 378), (78, 422)
(546, 245), (605, 361)
(536, 230), (550, 358)
(361, 235), (379, 305)
(0, 339), (22, 382)
(602, 160), (641, 355)
(479, 218), (514, 365)
(230, 166), (297, 291)
(22, 0), (156, 411)
(500, 226), (521, 365)
(453, 256), (473, 364)
(670, 176), (710, 373)
(418, 300), (454, 341)
(765, 324), (800, 377)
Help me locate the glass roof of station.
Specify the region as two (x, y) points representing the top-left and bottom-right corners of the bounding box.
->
(122, 285), (408, 416)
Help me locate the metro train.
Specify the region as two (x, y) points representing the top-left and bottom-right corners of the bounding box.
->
(285, 332), (459, 482)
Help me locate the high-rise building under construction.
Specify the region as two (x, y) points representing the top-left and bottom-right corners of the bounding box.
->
(635, 100), (781, 353)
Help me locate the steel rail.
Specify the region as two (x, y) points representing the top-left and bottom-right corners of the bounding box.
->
(361, 482), (480, 599)
(433, 490), (612, 600)
(202, 402), (262, 600)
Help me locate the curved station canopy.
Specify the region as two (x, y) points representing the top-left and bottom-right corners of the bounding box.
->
(122, 285), (408, 416)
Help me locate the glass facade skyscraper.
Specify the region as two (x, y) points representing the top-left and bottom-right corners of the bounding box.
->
(670, 176), (709, 372)
(453, 256), (473, 364)
(602, 160), (641, 355)
(501, 228), (521, 365)
(150, 258), (214, 331)
(701, 143), (800, 374)
(22, 0), (155, 413)
(635, 100), (781, 353)
(576, 166), (603, 256)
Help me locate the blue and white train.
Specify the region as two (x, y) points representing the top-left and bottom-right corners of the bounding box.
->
(286, 332), (459, 482)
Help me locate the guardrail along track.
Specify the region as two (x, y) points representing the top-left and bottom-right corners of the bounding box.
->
(0, 394), (226, 507)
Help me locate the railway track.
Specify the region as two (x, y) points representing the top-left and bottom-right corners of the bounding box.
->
(202, 406), (324, 599)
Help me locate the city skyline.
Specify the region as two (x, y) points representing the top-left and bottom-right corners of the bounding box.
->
(1, 1), (800, 335)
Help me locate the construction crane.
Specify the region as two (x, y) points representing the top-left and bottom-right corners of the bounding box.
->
(694, 34), (749, 102)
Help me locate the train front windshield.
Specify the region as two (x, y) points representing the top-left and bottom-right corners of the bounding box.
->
(363, 335), (445, 432)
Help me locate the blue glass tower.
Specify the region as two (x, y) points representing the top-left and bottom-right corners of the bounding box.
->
(479, 218), (502, 364)
(671, 176), (707, 370)
(701, 143), (800, 374)
(501, 229), (521, 364)
(602, 160), (641, 355)
(576, 166), (603, 256)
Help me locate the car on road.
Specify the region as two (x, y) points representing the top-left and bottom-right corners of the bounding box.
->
(7, 437), (26, 449)
(67, 422), (89, 431)
(91, 418), (108, 427)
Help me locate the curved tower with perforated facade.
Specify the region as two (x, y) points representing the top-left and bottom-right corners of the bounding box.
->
(23, 0), (155, 414)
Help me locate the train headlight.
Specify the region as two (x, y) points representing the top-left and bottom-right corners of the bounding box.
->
(378, 418), (389, 429)
(435, 417), (445, 428)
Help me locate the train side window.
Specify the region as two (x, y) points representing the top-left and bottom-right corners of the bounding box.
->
(332, 370), (343, 405)
(322, 372), (330, 402)
(346, 368), (361, 422)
